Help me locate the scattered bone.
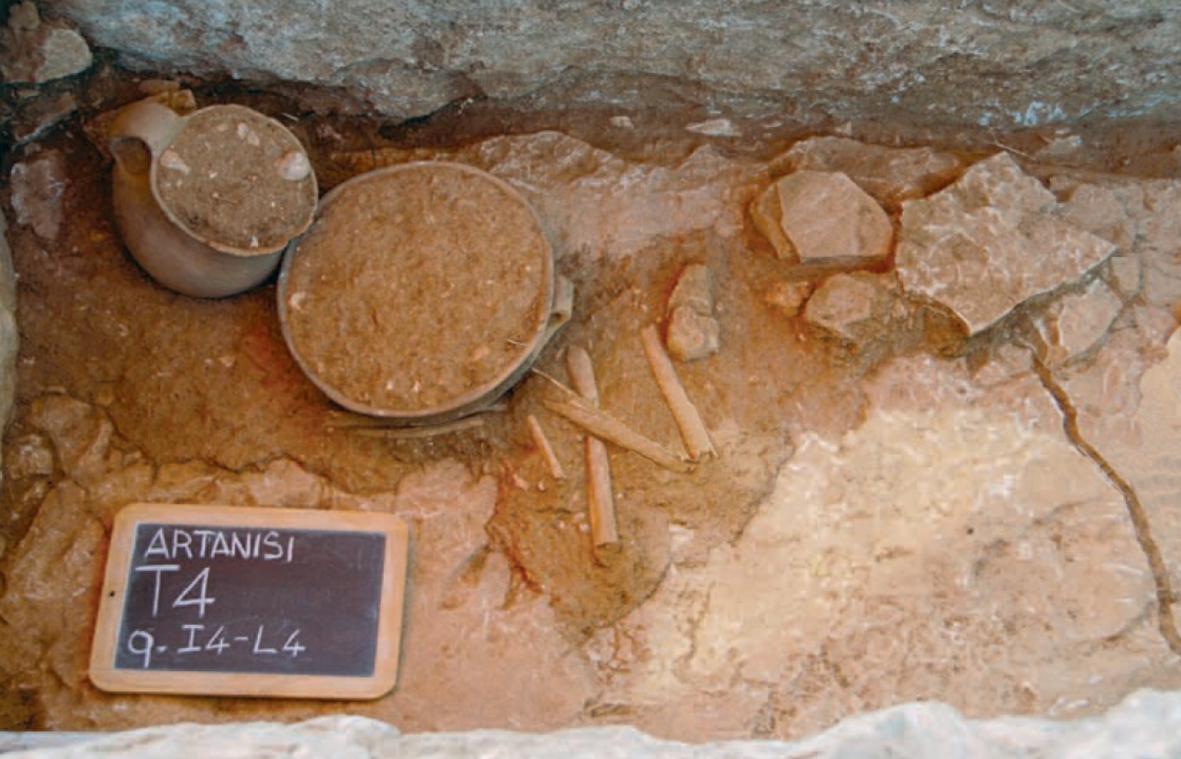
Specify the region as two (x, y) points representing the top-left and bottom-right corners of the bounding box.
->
(640, 325), (716, 461)
(527, 414), (565, 480)
(544, 396), (692, 474)
(566, 346), (618, 547)
(276, 149), (312, 181)
(1036, 131), (1084, 161)
(686, 118), (740, 138)
(158, 149), (191, 175)
(566, 346), (601, 405)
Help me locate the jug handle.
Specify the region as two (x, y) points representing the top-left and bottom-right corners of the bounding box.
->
(540, 275), (574, 347)
(108, 100), (182, 177)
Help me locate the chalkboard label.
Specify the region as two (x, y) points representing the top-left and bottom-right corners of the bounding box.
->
(90, 503), (409, 699)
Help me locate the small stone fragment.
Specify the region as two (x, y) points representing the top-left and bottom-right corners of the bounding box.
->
(276, 149), (311, 181)
(1034, 279), (1123, 366)
(664, 263), (719, 361)
(896, 153), (1116, 337)
(237, 122), (261, 146)
(764, 280), (812, 317)
(750, 184), (794, 259)
(8, 433), (54, 479)
(10, 150), (65, 241)
(686, 118), (740, 137)
(1036, 131), (1084, 161)
(0, 2), (92, 84)
(158, 149), (190, 175)
(755, 170), (892, 270)
(8, 1), (39, 31)
(11, 90), (76, 145)
(668, 263), (712, 314)
(774, 136), (963, 211)
(804, 272), (901, 345)
(666, 306), (720, 361)
(138, 78), (180, 95)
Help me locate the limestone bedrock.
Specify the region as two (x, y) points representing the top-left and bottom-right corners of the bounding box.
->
(42, 1), (1181, 128)
(897, 152), (1116, 336)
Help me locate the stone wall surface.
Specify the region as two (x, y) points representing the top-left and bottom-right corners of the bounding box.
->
(3, 688), (1181, 758)
(42, 1), (1181, 127)
(0, 213), (18, 499)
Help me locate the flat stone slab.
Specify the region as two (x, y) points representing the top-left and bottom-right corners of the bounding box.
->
(753, 170), (892, 269)
(776, 136), (963, 211)
(896, 153), (1116, 336)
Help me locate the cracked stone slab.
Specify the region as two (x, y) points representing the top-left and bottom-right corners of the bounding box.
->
(585, 352), (1175, 739)
(773, 136), (964, 211)
(1031, 278), (1124, 366)
(1057, 323), (1181, 646)
(896, 153), (1116, 336)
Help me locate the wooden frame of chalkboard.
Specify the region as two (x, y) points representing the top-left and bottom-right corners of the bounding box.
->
(89, 503), (409, 699)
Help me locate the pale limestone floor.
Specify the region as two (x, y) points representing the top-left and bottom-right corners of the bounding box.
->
(2, 107), (1181, 741)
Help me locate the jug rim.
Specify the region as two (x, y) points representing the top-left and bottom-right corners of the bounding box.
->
(149, 103), (318, 258)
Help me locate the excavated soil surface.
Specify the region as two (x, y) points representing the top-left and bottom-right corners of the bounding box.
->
(1, 76), (1181, 740)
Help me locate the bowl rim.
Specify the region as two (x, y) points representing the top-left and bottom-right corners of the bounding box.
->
(276, 159), (556, 424)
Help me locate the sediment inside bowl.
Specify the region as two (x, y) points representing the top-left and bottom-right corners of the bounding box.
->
(281, 162), (551, 415)
(154, 105), (317, 254)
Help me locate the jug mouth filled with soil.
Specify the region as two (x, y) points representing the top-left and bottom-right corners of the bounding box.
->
(152, 104), (318, 256)
(277, 161), (558, 424)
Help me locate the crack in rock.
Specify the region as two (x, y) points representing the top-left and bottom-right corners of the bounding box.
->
(1031, 354), (1181, 656)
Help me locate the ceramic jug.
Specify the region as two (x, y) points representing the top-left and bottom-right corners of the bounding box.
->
(108, 99), (317, 298)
